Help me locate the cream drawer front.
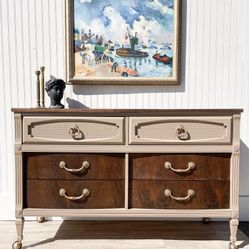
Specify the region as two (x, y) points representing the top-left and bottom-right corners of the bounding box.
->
(129, 117), (232, 144)
(23, 117), (124, 144)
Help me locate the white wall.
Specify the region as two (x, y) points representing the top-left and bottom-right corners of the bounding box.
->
(0, 0), (249, 220)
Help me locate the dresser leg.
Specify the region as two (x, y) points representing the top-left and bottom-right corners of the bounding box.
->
(230, 218), (239, 249)
(12, 217), (24, 249)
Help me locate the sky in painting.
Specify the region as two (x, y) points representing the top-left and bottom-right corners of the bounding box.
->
(74, 0), (174, 45)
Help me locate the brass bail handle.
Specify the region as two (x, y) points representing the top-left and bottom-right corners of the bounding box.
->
(59, 188), (90, 200)
(164, 161), (196, 173)
(164, 189), (195, 201)
(59, 161), (90, 173)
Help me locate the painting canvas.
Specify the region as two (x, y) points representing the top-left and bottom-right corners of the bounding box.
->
(66, 0), (181, 84)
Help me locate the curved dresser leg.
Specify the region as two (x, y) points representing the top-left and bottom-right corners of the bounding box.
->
(36, 216), (45, 223)
(230, 218), (239, 249)
(12, 217), (24, 249)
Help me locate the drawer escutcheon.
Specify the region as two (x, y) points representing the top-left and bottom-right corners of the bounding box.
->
(59, 161), (90, 173)
(164, 161), (196, 173)
(59, 188), (90, 200)
(68, 125), (83, 139)
(164, 189), (195, 201)
(176, 125), (190, 141)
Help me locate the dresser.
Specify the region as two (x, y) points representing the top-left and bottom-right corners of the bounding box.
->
(12, 108), (242, 249)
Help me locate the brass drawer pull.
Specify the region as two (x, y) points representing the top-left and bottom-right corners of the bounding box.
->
(59, 188), (90, 200)
(176, 125), (190, 140)
(164, 189), (195, 201)
(164, 161), (196, 173)
(59, 161), (90, 173)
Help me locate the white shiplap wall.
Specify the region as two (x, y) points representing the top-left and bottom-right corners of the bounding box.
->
(0, 0), (249, 220)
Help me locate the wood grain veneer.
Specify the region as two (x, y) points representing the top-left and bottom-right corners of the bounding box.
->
(129, 180), (230, 209)
(11, 108), (243, 116)
(130, 154), (231, 180)
(24, 153), (125, 180)
(24, 179), (125, 209)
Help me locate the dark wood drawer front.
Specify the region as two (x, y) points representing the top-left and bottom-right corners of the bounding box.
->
(129, 180), (230, 209)
(130, 154), (230, 180)
(24, 153), (125, 180)
(24, 180), (125, 209)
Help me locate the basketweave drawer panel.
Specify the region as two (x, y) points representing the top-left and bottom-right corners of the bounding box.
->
(130, 154), (230, 180)
(24, 180), (125, 209)
(23, 116), (124, 144)
(24, 153), (125, 180)
(129, 180), (230, 209)
(129, 117), (232, 144)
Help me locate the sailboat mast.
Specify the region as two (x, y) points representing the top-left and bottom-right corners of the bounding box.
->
(127, 27), (132, 46)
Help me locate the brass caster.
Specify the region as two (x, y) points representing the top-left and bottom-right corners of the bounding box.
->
(230, 243), (237, 249)
(36, 216), (45, 223)
(203, 217), (210, 224)
(12, 241), (22, 249)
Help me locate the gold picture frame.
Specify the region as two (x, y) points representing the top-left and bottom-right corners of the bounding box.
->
(66, 0), (181, 85)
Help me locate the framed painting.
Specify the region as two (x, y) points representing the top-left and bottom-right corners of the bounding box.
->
(66, 0), (181, 85)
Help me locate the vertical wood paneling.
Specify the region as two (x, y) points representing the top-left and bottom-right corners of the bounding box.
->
(223, 0), (232, 108)
(22, 0), (33, 107)
(1, 0), (249, 220)
(215, 0), (225, 108)
(0, 0), (5, 195)
(1, 0), (14, 197)
(202, 0), (211, 108)
(49, 0), (59, 76)
(42, 0), (51, 75)
(57, 0), (66, 79)
(193, 0), (203, 108)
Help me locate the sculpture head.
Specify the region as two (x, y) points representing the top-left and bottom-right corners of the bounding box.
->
(45, 76), (66, 108)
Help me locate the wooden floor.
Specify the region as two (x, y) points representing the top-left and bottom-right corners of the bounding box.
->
(1, 220), (249, 249)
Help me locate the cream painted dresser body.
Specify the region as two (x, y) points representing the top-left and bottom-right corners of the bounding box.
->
(12, 108), (243, 249)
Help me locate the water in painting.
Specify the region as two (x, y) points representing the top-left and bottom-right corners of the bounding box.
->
(73, 0), (175, 78)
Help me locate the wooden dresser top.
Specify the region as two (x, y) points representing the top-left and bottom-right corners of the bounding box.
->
(12, 108), (243, 116)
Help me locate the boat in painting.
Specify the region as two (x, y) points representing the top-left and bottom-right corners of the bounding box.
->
(116, 28), (149, 58)
(153, 53), (172, 64)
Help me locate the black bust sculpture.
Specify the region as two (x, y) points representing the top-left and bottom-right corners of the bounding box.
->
(45, 76), (66, 109)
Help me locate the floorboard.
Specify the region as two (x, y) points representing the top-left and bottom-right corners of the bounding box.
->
(1, 221), (249, 249)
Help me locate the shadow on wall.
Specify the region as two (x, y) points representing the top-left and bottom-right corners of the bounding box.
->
(69, 1), (187, 97)
(239, 140), (249, 195)
(66, 98), (89, 109)
(239, 140), (249, 221)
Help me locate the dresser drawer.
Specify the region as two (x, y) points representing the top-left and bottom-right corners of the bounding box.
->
(129, 180), (230, 209)
(129, 117), (232, 144)
(24, 180), (125, 208)
(24, 153), (125, 180)
(23, 116), (124, 144)
(130, 154), (230, 180)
